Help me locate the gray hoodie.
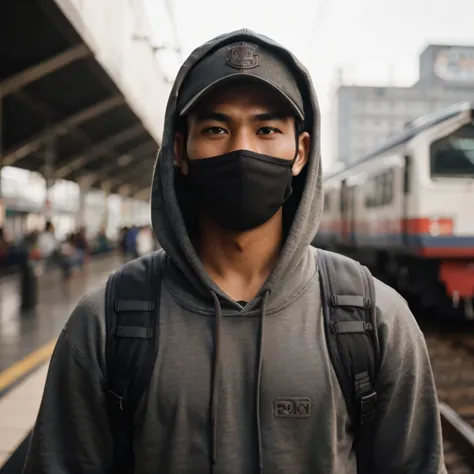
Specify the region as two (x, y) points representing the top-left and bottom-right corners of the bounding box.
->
(23, 29), (447, 474)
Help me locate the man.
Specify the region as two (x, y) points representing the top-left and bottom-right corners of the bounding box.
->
(23, 29), (446, 473)
(125, 225), (140, 260)
(37, 221), (58, 266)
(136, 226), (155, 257)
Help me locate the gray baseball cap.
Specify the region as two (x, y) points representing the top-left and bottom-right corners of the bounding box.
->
(177, 41), (305, 121)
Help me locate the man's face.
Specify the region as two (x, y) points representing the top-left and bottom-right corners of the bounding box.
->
(175, 81), (310, 177)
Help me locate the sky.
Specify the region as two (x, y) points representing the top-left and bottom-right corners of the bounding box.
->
(142, 0), (474, 169)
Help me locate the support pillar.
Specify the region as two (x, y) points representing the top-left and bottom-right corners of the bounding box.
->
(76, 184), (88, 229)
(44, 134), (56, 221)
(101, 181), (111, 233)
(0, 96), (4, 227)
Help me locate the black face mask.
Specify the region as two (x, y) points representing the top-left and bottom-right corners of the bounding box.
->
(184, 149), (296, 231)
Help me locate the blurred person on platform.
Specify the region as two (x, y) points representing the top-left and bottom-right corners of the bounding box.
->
(136, 225), (154, 257)
(0, 227), (9, 264)
(74, 226), (90, 262)
(37, 221), (58, 269)
(125, 225), (140, 260)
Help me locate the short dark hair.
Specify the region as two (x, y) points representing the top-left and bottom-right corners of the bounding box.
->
(295, 119), (306, 135)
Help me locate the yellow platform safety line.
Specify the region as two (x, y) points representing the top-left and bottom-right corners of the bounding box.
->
(0, 338), (57, 393)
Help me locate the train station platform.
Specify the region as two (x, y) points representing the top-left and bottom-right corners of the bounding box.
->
(1, 0), (170, 229)
(0, 253), (122, 471)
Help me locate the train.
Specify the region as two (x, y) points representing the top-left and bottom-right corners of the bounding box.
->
(313, 101), (474, 320)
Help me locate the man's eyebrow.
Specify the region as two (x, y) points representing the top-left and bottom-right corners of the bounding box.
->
(253, 112), (290, 121)
(194, 112), (231, 123)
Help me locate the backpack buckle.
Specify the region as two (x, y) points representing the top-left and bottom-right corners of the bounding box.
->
(108, 389), (125, 411)
(360, 391), (377, 425)
(364, 322), (374, 332)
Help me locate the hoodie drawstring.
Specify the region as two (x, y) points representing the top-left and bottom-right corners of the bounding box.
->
(209, 289), (270, 474)
(210, 291), (222, 474)
(256, 290), (270, 473)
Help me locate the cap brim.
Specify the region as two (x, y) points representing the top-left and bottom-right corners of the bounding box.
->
(178, 74), (304, 121)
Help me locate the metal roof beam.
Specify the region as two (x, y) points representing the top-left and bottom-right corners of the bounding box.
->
(13, 90), (123, 175)
(107, 158), (154, 191)
(1, 95), (124, 166)
(12, 92), (147, 185)
(15, 91), (90, 145)
(122, 171), (153, 196)
(0, 44), (91, 97)
(74, 145), (154, 189)
(91, 143), (156, 185)
(115, 168), (153, 198)
(54, 124), (145, 179)
(86, 142), (156, 184)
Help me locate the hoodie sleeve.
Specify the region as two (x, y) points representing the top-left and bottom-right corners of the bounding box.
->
(23, 291), (114, 474)
(371, 282), (447, 474)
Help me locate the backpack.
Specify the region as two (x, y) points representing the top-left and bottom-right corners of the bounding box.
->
(105, 248), (380, 473)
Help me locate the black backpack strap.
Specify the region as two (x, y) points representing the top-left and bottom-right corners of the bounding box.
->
(105, 249), (165, 473)
(317, 249), (380, 474)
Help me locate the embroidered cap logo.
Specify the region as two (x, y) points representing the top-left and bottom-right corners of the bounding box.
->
(226, 43), (259, 70)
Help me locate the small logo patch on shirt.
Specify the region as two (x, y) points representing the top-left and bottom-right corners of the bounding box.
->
(273, 397), (313, 418)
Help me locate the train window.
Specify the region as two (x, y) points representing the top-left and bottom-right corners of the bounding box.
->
(430, 124), (474, 177)
(323, 191), (332, 213)
(403, 155), (411, 194)
(365, 178), (375, 208)
(340, 184), (354, 213)
(375, 175), (384, 205)
(383, 169), (394, 204)
(364, 195), (371, 208)
(365, 169), (394, 208)
(340, 185), (346, 213)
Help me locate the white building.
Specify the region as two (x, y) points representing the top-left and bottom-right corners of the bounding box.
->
(333, 44), (474, 166)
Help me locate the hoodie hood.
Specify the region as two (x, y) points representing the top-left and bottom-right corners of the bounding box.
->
(150, 28), (322, 310)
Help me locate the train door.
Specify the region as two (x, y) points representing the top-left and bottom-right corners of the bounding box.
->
(345, 185), (357, 246)
(348, 186), (357, 246)
(340, 180), (347, 244)
(340, 180), (355, 245)
(402, 154), (411, 247)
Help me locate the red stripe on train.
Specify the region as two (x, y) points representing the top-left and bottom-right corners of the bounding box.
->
(319, 218), (455, 235)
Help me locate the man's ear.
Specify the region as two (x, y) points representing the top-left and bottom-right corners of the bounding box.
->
(292, 131), (311, 176)
(174, 131), (188, 175)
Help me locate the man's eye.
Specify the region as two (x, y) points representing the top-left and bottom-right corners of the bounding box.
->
(257, 127), (281, 135)
(202, 127), (227, 135)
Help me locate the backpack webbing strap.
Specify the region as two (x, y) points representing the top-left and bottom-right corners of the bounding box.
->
(317, 249), (380, 473)
(105, 250), (165, 472)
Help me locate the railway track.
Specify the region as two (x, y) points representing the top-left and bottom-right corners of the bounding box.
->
(424, 328), (474, 473)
